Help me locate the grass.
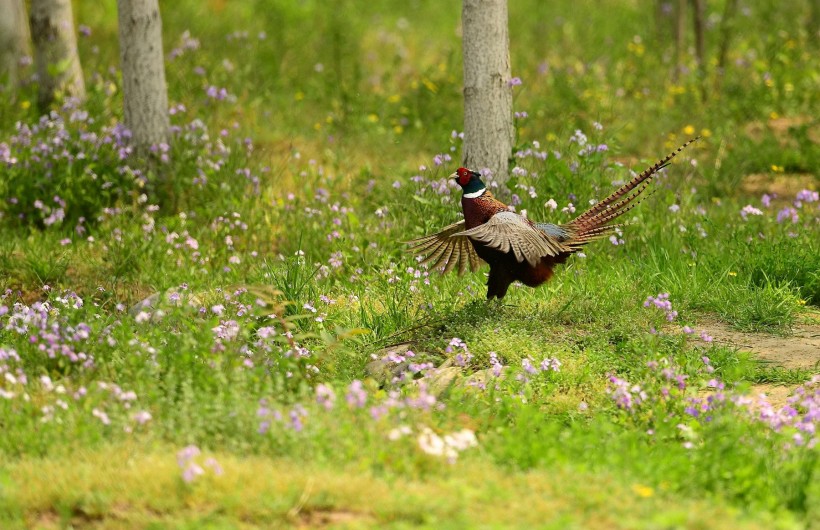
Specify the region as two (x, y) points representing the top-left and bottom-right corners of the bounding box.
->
(1, 444), (800, 530)
(0, 0), (819, 527)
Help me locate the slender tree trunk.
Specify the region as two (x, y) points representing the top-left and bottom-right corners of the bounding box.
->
(653, 0), (675, 45)
(29, 0), (85, 109)
(117, 0), (170, 153)
(690, 0), (706, 100)
(809, 0), (820, 46)
(461, 0), (514, 183)
(716, 0), (737, 72)
(673, 0), (686, 82)
(0, 0), (31, 90)
(715, 0), (737, 93)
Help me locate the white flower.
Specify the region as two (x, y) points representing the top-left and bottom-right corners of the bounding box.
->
(388, 425), (412, 441)
(443, 429), (478, 451)
(417, 427), (478, 462)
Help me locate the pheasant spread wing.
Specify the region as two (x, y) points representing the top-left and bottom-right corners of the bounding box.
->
(453, 211), (571, 267)
(406, 221), (483, 276)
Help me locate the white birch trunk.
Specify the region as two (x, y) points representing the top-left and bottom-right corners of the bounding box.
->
(461, 0), (514, 183)
(29, 0), (85, 108)
(0, 0), (31, 89)
(117, 0), (170, 152)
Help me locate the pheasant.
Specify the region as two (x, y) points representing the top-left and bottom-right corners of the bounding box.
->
(407, 138), (698, 299)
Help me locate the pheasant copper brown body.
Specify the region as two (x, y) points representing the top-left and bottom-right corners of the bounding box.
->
(407, 138), (699, 299)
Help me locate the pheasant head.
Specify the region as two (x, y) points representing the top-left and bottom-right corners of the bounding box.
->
(452, 167), (487, 198)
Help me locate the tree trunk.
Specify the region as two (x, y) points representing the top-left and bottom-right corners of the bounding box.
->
(29, 0), (85, 109)
(673, 0), (686, 82)
(0, 0), (31, 90)
(809, 0), (820, 46)
(714, 0), (737, 93)
(690, 0), (707, 100)
(117, 0), (170, 153)
(461, 0), (514, 183)
(716, 0), (737, 73)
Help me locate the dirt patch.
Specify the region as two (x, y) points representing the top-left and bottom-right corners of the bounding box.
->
(744, 115), (820, 144)
(697, 321), (820, 370)
(746, 384), (795, 409)
(740, 172), (818, 197)
(296, 509), (375, 528)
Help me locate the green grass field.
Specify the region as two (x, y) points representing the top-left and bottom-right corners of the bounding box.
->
(1, 0), (819, 528)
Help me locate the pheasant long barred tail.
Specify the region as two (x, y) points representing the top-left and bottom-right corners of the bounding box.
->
(568, 137), (700, 231)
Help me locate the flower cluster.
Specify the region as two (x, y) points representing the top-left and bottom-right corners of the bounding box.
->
(644, 293), (678, 321)
(416, 427), (478, 463)
(607, 375), (648, 410)
(177, 445), (223, 483)
(731, 375), (819, 448)
(643, 293), (712, 342)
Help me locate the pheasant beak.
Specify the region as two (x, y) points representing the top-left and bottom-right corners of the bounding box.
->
(449, 172), (458, 181)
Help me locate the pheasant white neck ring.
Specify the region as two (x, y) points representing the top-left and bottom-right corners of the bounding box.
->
(463, 187), (487, 199)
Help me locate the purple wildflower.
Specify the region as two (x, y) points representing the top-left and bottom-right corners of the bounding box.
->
(346, 380), (367, 408)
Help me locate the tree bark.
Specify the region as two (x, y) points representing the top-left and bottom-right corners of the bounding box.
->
(673, 0), (686, 82)
(716, 0), (737, 73)
(0, 0), (31, 90)
(461, 0), (514, 183)
(29, 0), (85, 109)
(714, 0), (737, 93)
(117, 0), (170, 153)
(690, 0), (706, 100)
(809, 0), (820, 46)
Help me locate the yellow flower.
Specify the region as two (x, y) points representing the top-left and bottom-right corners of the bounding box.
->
(21, 100), (30, 110)
(294, 91), (304, 101)
(367, 114), (379, 123)
(683, 125), (695, 136)
(770, 111), (779, 120)
(771, 165), (784, 173)
(728, 271), (737, 276)
(797, 299), (807, 306)
(700, 128), (712, 138)
(627, 41), (645, 56)
(387, 94), (400, 103)
(393, 125), (403, 134)
(632, 484), (654, 498)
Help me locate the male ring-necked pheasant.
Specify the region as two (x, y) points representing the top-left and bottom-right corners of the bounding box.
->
(408, 138), (698, 299)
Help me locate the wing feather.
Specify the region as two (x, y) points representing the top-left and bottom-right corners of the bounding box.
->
(452, 211), (571, 266)
(406, 221), (484, 276)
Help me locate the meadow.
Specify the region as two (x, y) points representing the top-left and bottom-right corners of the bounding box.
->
(0, 0), (819, 528)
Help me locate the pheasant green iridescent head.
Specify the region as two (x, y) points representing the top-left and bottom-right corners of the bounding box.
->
(452, 167), (486, 197)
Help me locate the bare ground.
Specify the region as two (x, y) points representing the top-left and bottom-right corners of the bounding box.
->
(697, 317), (820, 408)
(697, 321), (820, 370)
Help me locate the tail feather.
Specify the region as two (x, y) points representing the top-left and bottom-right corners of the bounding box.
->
(563, 137), (698, 245)
(569, 137), (699, 230)
(572, 182), (651, 231)
(566, 222), (627, 247)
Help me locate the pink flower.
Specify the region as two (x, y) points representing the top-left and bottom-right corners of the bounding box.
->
(739, 205), (763, 219)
